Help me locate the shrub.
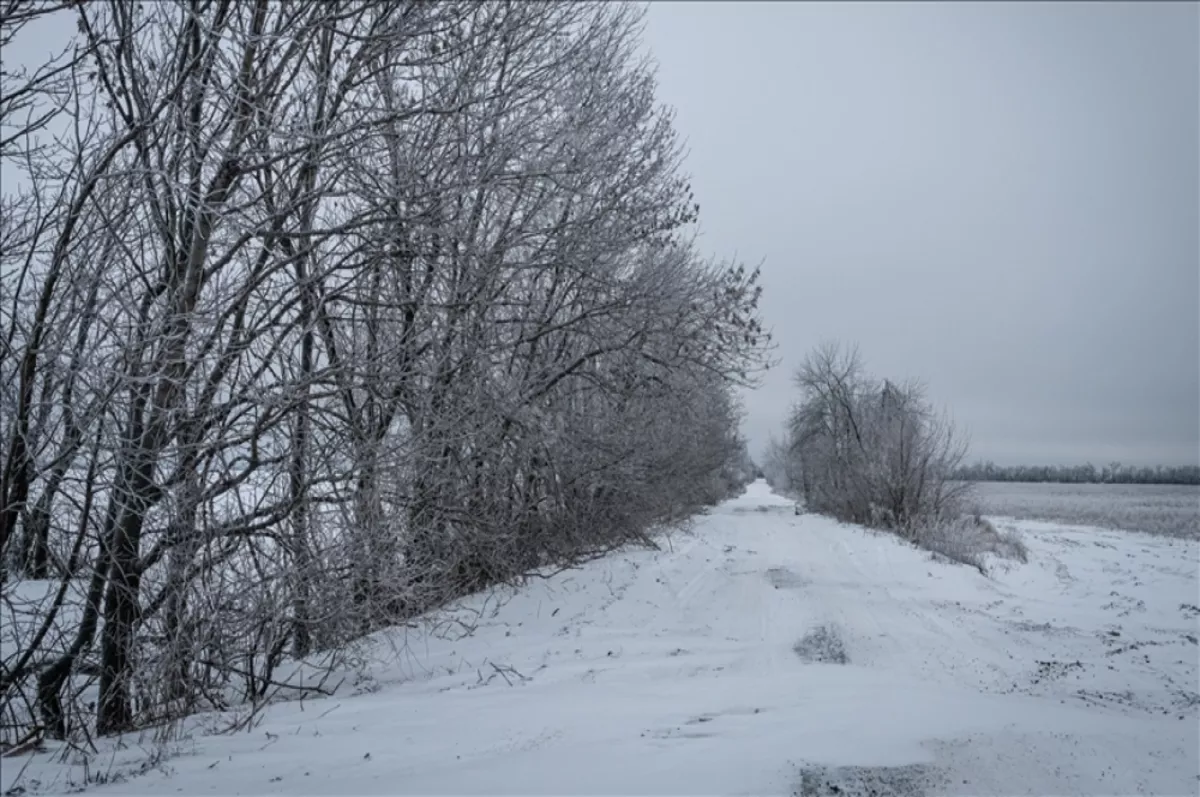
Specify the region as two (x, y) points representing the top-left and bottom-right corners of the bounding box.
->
(913, 514), (1028, 575)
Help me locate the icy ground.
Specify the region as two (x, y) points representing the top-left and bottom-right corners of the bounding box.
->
(5, 481), (1198, 796)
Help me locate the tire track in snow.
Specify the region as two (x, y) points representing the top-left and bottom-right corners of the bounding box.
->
(675, 548), (721, 607)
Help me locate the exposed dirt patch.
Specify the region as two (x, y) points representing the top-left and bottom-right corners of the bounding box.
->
(766, 567), (808, 589)
(793, 624), (849, 665)
(1075, 689), (1138, 711)
(1105, 639), (1172, 657)
(794, 763), (945, 797)
(1005, 619), (1082, 637)
(1102, 592), (1146, 617)
(1031, 659), (1084, 686)
(1173, 690), (1200, 710)
(730, 505), (790, 515)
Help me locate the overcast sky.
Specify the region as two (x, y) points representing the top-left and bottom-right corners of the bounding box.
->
(643, 1), (1199, 467)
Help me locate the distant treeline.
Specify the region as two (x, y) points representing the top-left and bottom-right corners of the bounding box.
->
(955, 462), (1200, 486)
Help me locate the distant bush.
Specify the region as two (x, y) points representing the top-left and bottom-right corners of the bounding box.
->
(771, 342), (1030, 575)
(784, 343), (971, 529)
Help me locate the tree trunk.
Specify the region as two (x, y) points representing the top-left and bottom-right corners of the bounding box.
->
(96, 439), (155, 735)
(162, 470), (201, 707)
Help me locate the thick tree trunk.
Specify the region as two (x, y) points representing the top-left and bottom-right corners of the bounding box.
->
(162, 470), (201, 706)
(97, 508), (145, 734)
(96, 433), (156, 735)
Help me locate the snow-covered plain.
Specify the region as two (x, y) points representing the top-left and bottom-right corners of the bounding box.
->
(4, 480), (1198, 796)
(970, 480), (1200, 539)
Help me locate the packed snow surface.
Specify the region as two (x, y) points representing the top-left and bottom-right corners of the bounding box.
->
(5, 480), (1198, 795)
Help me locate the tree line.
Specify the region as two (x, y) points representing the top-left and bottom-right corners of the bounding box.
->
(0, 0), (767, 745)
(953, 462), (1200, 486)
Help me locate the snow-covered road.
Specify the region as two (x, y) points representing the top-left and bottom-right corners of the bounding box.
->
(10, 480), (1198, 795)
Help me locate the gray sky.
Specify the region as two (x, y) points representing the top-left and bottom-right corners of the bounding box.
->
(643, 1), (1199, 467)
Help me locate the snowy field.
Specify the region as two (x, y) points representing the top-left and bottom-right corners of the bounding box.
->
(969, 480), (1200, 539)
(3, 480), (1197, 796)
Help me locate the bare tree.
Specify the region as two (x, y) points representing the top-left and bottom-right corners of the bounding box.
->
(786, 342), (969, 532)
